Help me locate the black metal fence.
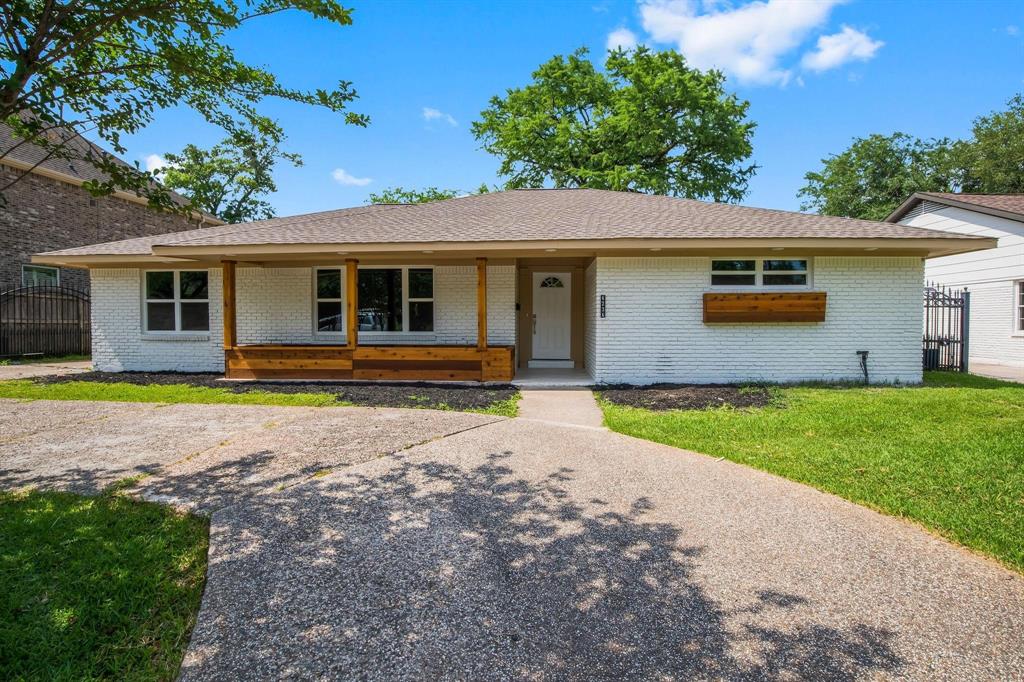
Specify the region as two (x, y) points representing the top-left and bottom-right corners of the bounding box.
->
(0, 285), (90, 358)
(923, 283), (970, 372)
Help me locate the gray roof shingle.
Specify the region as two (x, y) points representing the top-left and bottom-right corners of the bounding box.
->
(40, 189), (987, 257)
(887, 192), (1024, 223)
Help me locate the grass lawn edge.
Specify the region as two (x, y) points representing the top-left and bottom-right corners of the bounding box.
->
(595, 374), (1024, 574)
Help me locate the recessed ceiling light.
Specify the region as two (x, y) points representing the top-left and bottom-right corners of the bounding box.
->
(649, 247), (662, 252)
(337, 251), (348, 255)
(864, 247), (879, 251)
(422, 250), (434, 254)
(545, 248), (557, 252)
(771, 247), (785, 251)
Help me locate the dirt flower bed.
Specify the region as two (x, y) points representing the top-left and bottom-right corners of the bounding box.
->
(36, 372), (517, 412)
(598, 384), (774, 411)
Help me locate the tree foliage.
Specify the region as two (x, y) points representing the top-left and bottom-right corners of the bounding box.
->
(160, 120), (300, 223)
(366, 184), (490, 204)
(958, 94), (1024, 194)
(800, 94), (1024, 220)
(472, 47), (756, 202)
(0, 0), (365, 209)
(798, 133), (959, 221)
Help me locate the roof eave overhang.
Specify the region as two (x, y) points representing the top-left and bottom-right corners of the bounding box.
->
(886, 192), (1024, 224)
(36, 237), (997, 268)
(145, 236), (996, 259)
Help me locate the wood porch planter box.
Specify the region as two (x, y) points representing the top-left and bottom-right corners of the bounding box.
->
(703, 292), (827, 323)
(224, 344), (515, 382)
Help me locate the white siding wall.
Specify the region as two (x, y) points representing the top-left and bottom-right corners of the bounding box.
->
(902, 206), (1024, 367)
(590, 256), (923, 385)
(91, 268), (225, 372)
(91, 264), (516, 372)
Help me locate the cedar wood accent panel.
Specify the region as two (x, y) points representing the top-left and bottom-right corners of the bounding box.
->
(225, 344), (515, 382)
(703, 292), (827, 323)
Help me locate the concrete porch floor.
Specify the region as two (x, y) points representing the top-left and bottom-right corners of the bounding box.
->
(511, 367), (595, 388)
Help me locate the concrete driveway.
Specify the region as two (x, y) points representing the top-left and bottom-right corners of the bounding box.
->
(1, 399), (1022, 679)
(0, 359), (91, 380)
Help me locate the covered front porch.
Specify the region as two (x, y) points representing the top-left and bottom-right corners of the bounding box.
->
(220, 258), (517, 382)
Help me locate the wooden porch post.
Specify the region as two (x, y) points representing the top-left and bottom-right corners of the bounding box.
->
(221, 260), (236, 350)
(345, 258), (359, 349)
(476, 257), (487, 350)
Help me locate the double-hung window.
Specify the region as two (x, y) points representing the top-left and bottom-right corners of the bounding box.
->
(144, 270), (209, 332)
(314, 266), (434, 334)
(711, 259), (810, 288)
(1017, 281), (1024, 332)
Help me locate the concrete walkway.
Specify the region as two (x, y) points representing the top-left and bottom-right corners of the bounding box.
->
(516, 388), (605, 428)
(0, 359), (91, 380)
(2, 398), (1022, 679)
(972, 362), (1024, 383)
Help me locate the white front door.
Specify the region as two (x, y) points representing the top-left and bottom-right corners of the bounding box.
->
(531, 271), (572, 362)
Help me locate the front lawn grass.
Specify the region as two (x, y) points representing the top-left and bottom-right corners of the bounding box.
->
(599, 372), (1024, 572)
(0, 379), (519, 416)
(0, 487), (208, 680)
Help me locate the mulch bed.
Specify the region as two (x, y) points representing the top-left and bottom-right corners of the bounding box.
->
(35, 371), (517, 412)
(598, 384), (774, 411)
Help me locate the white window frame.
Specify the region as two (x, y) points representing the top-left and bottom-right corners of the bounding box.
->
(22, 264), (59, 287)
(313, 266), (346, 337)
(1015, 280), (1024, 334)
(710, 257), (813, 290)
(141, 269), (210, 334)
(312, 265), (435, 337)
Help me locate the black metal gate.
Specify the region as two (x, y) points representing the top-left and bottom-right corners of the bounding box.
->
(923, 283), (970, 372)
(0, 285), (91, 358)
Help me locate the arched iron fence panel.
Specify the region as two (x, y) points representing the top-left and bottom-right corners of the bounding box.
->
(0, 285), (90, 358)
(923, 283), (969, 372)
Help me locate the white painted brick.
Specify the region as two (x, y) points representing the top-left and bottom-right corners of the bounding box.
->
(91, 268), (224, 372)
(91, 264), (516, 371)
(587, 256), (924, 384)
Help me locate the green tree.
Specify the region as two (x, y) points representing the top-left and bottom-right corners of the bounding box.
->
(957, 94), (1024, 193)
(471, 47), (756, 202)
(798, 133), (959, 220)
(367, 184), (490, 204)
(0, 1), (365, 209)
(160, 121), (300, 223)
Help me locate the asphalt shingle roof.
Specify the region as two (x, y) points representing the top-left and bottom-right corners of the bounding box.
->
(40, 189), (986, 257)
(914, 192), (1024, 217)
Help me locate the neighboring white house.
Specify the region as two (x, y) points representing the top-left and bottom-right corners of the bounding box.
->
(35, 189), (994, 385)
(888, 193), (1024, 377)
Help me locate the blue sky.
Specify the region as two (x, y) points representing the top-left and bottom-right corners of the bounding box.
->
(124, 0), (1024, 216)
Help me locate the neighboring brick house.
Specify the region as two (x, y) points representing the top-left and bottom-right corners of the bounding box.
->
(0, 123), (220, 292)
(36, 189), (996, 385)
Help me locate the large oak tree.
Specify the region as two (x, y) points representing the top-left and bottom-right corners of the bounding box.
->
(472, 47), (756, 202)
(0, 0), (365, 209)
(799, 94), (1024, 220)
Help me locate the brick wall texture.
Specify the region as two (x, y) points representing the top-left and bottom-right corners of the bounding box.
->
(1, 162), (199, 292)
(92, 257), (924, 383)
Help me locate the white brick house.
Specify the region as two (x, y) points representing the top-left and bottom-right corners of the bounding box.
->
(888, 193), (1024, 377)
(36, 189), (994, 385)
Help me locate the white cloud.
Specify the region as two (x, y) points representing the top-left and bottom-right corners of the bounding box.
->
(636, 0), (878, 86)
(331, 168), (372, 187)
(1007, 25), (1020, 37)
(422, 107), (457, 127)
(143, 153), (167, 173)
(801, 25), (884, 72)
(607, 27), (638, 51)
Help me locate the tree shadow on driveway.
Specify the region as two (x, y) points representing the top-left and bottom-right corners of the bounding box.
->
(180, 450), (903, 681)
